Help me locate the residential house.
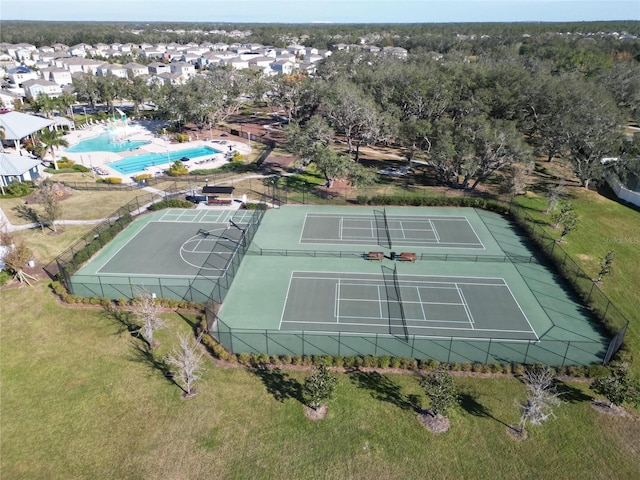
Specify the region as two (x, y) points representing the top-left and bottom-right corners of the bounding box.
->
(147, 62), (171, 75)
(0, 90), (22, 110)
(97, 63), (128, 79)
(40, 68), (73, 86)
(270, 59), (296, 75)
(124, 62), (149, 77)
(22, 78), (63, 100)
(169, 61), (196, 79)
(7, 66), (38, 86)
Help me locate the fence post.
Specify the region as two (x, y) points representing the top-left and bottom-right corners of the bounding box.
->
(411, 335), (415, 358)
(524, 341), (531, 364)
(562, 341), (571, 367)
(485, 338), (492, 364)
(338, 331), (341, 356)
(447, 337), (453, 363)
(301, 330), (305, 357)
(265, 330), (269, 356)
(374, 333), (378, 356)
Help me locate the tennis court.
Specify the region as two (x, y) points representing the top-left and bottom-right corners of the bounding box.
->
(301, 211), (484, 249)
(70, 208), (257, 301)
(281, 269), (537, 341)
(214, 205), (611, 366)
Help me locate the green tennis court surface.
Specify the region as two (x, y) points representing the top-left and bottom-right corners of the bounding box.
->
(281, 271), (537, 341)
(70, 209), (257, 300)
(301, 211), (484, 248)
(70, 204), (611, 365)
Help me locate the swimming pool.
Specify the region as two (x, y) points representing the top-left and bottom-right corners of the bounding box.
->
(109, 146), (221, 175)
(66, 130), (150, 153)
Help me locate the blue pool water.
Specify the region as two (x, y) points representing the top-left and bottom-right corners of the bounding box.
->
(109, 146), (221, 175)
(66, 130), (150, 153)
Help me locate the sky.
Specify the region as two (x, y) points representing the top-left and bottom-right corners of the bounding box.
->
(0, 0), (638, 23)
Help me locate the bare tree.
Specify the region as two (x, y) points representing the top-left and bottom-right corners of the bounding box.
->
(166, 333), (205, 398)
(509, 161), (535, 196)
(35, 183), (64, 233)
(516, 367), (562, 436)
(545, 180), (567, 214)
(0, 230), (36, 285)
(131, 288), (165, 348)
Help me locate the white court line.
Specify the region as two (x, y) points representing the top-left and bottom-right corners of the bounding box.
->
(370, 219), (375, 239)
(278, 273), (295, 330)
(455, 283), (475, 329)
(377, 285), (383, 319)
(399, 220), (407, 239)
(335, 278), (341, 323)
(95, 221), (154, 274)
(463, 216), (486, 250)
(503, 282), (539, 341)
(339, 217), (344, 240)
(429, 219), (441, 243)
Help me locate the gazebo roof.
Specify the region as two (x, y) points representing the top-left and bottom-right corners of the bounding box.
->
(0, 152), (41, 176)
(0, 111), (55, 141)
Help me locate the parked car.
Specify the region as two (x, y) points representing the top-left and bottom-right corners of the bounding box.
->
(185, 195), (207, 203)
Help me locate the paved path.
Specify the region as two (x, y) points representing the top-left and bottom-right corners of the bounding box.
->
(0, 174), (282, 233)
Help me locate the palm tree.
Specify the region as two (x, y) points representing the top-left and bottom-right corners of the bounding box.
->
(36, 128), (69, 170)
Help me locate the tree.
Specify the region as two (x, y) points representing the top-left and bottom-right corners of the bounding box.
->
(596, 250), (616, 283)
(166, 333), (205, 398)
(420, 367), (459, 417)
(35, 183), (64, 233)
(0, 230), (35, 285)
(167, 160), (188, 176)
(558, 209), (579, 241)
(132, 288), (165, 348)
(323, 81), (385, 162)
(591, 363), (640, 410)
(550, 201), (579, 241)
(309, 147), (351, 188)
(517, 367), (562, 435)
(35, 128), (69, 170)
(304, 364), (337, 411)
(545, 180), (567, 214)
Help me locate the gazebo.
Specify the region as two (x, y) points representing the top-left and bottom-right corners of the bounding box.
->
(0, 110), (55, 155)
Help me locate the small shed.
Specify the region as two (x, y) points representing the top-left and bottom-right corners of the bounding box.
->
(202, 185), (234, 205)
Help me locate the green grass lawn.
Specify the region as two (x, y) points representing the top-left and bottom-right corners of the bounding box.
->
(1, 282), (639, 480)
(514, 186), (640, 372)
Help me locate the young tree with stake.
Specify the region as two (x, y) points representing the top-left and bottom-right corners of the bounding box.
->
(591, 363), (640, 411)
(131, 288), (165, 348)
(596, 250), (616, 283)
(420, 367), (459, 418)
(166, 333), (205, 398)
(304, 364), (337, 412)
(516, 367), (562, 437)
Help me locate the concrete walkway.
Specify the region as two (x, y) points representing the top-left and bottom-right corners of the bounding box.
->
(0, 173), (282, 233)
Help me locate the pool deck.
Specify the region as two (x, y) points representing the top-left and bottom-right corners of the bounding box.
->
(61, 120), (252, 182)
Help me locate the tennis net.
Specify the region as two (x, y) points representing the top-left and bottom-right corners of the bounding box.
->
(382, 208), (393, 248)
(392, 264), (409, 341)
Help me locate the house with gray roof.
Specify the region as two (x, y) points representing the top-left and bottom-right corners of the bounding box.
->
(0, 152), (42, 193)
(22, 79), (63, 101)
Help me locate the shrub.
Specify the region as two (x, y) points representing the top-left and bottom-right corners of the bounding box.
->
(333, 355), (344, 368)
(2, 182), (34, 197)
(237, 353), (252, 365)
(461, 363), (473, 372)
(513, 363), (525, 376)
(389, 357), (402, 368)
(292, 355), (303, 366)
(148, 199), (194, 210)
(72, 164), (91, 173)
(172, 133), (190, 143)
(133, 173), (152, 182)
(378, 355), (391, 368)
(102, 177), (122, 184)
(0, 270), (13, 287)
(363, 355), (377, 368)
(281, 355), (293, 365)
